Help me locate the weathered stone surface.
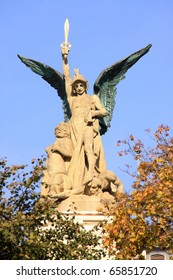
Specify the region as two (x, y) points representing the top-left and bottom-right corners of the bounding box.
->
(18, 20), (151, 212)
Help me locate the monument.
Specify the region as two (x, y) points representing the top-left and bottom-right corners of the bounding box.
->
(18, 19), (151, 226)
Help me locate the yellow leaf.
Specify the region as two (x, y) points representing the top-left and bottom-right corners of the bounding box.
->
(129, 237), (136, 243)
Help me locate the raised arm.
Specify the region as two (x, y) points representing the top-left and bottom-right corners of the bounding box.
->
(61, 46), (72, 98)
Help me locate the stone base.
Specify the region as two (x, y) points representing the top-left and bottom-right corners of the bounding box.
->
(57, 195), (107, 230)
(57, 194), (105, 212)
(68, 212), (105, 230)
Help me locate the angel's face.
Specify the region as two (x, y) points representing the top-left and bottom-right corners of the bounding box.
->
(73, 82), (86, 95)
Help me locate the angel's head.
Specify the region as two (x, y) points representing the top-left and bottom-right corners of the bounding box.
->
(71, 68), (88, 95)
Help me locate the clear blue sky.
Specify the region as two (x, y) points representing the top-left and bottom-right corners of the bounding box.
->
(1, 1), (173, 191)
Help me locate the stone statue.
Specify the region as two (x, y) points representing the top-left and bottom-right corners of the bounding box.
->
(18, 19), (151, 210)
(62, 47), (108, 188)
(41, 122), (72, 198)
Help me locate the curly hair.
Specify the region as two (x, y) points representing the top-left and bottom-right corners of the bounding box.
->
(55, 122), (70, 137)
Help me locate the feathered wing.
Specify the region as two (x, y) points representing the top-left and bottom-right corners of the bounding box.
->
(17, 55), (71, 122)
(93, 44), (152, 135)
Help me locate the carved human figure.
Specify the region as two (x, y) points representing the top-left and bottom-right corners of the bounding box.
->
(41, 122), (72, 197)
(85, 176), (116, 211)
(18, 21), (151, 208)
(85, 177), (102, 196)
(98, 170), (124, 197)
(61, 46), (108, 188)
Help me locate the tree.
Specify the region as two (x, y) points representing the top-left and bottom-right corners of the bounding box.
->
(0, 157), (105, 260)
(102, 125), (173, 259)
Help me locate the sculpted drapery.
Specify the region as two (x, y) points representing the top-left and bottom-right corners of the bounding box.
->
(18, 20), (151, 205)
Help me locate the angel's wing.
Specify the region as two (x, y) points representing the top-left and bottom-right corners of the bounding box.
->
(93, 44), (152, 135)
(17, 55), (71, 122)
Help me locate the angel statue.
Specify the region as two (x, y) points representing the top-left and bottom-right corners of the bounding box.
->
(18, 19), (151, 205)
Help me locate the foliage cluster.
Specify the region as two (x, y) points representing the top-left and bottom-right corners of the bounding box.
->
(0, 157), (104, 260)
(103, 125), (173, 259)
(1, 125), (173, 260)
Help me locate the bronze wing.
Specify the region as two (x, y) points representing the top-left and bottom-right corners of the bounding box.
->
(93, 44), (152, 135)
(18, 55), (71, 122)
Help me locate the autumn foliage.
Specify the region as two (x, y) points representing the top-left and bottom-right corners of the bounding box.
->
(103, 125), (173, 259)
(1, 125), (173, 260)
(0, 157), (104, 260)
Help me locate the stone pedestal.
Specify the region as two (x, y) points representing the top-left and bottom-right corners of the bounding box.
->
(57, 195), (107, 230)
